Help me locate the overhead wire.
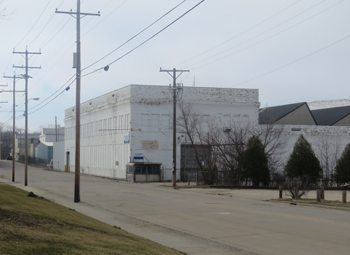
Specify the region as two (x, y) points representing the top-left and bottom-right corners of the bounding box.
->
(82, 0), (129, 36)
(39, 16), (72, 47)
(178, 0), (304, 66)
(14, 0), (52, 48)
(29, 77), (76, 115)
(29, 74), (76, 112)
(83, 0), (206, 78)
(28, 0), (66, 46)
(82, 0), (187, 72)
(24, 0), (205, 115)
(232, 33), (350, 88)
(189, 0), (346, 71)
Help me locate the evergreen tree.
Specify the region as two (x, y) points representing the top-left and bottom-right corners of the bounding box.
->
(285, 135), (322, 185)
(335, 144), (350, 184)
(243, 136), (270, 186)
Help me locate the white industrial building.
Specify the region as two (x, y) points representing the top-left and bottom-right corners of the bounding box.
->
(260, 100), (350, 180)
(64, 85), (259, 181)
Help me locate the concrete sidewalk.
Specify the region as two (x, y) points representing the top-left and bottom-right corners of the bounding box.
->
(1, 160), (350, 255)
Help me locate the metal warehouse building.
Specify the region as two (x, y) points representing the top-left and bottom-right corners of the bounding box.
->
(64, 84), (259, 181)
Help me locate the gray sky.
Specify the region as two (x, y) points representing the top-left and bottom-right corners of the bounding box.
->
(0, 0), (349, 131)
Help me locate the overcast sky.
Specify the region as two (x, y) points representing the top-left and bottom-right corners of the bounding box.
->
(0, 0), (349, 131)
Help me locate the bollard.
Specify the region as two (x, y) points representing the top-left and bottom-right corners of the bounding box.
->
(342, 191), (347, 204)
(279, 186), (283, 199)
(320, 186), (325, 200)
(316, 189), (321, 202)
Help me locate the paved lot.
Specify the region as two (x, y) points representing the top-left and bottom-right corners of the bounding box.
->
(1, 160), (350, 255)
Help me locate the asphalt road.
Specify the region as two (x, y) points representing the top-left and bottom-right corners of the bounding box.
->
(1, 160), (349, 255)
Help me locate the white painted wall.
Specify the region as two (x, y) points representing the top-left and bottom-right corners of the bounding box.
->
(271, 125), (350, 176)
(53, 141), (65, 171)
(65, 85), (259, 181)
(65, 86), (131, 179)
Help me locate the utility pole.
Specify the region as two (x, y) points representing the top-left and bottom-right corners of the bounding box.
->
(160, 68), (189, 188)
(56, 1), (100, 203)
(3, 73), (25, 182)
(13, 47), (41, 186)
(0, 87), (7, 162)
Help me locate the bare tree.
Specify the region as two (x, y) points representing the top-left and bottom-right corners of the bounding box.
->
(178, 102), (215, 184)
(208, 121), (252, 185)
(316, 135), (341, 186)
(178, 102), (284, 186)
(253, 123), (284, 176)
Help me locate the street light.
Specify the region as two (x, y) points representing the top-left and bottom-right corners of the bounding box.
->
(23, 98), (40, 116)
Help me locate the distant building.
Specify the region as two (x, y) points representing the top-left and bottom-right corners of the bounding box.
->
(259, 102), (316, 126)
(260, 100), (350, 127)
(65, 84), (259, 181)
(37, 127), (65, 164)
(16, 132), (40, 160)
(259, 100), (350, 179)
(40, 126), (64, 143)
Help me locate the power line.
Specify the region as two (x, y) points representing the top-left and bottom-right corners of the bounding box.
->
(30, 73), (75, 111)
(39, 17), (72, 47)
(28, 0), (66, 46)
(82, 0), (187, 72)
(82, 0), (128, 35)
(178, 0), (304, 66)
(29, 77), (76, 115)
(232, 33), (350, 87)
(56, 0), (101, 203)
(15, 1), (52, 48)
(83, 0), (206, 77)
(183, 0), (330, 69)
(12, 0), (203, 116)
(189, 0), (345, 71)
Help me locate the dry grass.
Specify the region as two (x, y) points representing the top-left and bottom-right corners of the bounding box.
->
(0, 184), (184, 255)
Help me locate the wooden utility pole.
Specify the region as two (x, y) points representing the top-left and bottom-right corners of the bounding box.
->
(13, 47), (41, 186)
(56, 1), (100, 203)
(160, 68), (189, 188)
(3, 73), (25, 182)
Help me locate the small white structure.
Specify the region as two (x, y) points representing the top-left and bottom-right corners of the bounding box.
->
(53, 141), (65, 171)
(40, 127), (65, 143)
(64, 85), (259, 181)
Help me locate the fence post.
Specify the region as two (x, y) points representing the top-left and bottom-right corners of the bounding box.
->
(316, 189), (321, 202)
(342, 191), (347, 204)
(279, 185), (283, 199)
(320, 186), (325, 200)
